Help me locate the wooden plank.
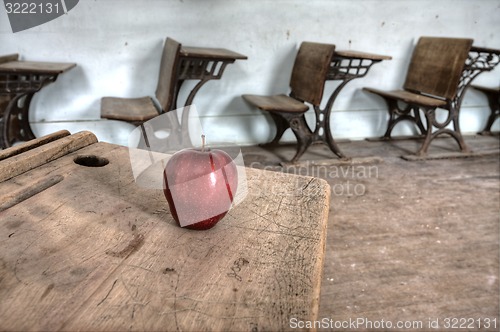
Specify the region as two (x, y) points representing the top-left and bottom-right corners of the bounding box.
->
(180, 46), (247, 60)
(100, 97), (158, 122)
(0, 54), (19, 64)
(0, 174), (63, 212)
(402, 149), (500, 161)
(242, 94), (309, 113)
(363, 88), (447, 107)
(312, 136), (500, 325)
(404, 37), (473, 100)
(0, 130), (71, 161)
(335, 50), (392, 60)
(0, 131), (97, 183)
(282, 156), (384, 167)
(0, 142), (330, 331)
(0, 61), (76, 74)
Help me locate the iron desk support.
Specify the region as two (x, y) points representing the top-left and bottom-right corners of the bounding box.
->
(163, 46), (247, 146)
(0, 54), (76, 149)
(460, 47), (500, 137)
(176, 46), (247, 108)
(310, 50), (391, 159)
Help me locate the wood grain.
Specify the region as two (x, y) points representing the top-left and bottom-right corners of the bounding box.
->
(0, 139), (330, 331)
(0, 60), (76, 74)
(0, 130), (70, 161)
(0, 131), (97, 183)
(404, 37), (473, 100)
(335, 50), (392, 60)
(100, 97), (158, 122)
(0, 54), (19, 64)
(180, 46), (248, 60)
(0, 174), (63, 212)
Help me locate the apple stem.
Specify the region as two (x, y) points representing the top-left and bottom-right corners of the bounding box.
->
(201, 134), (206, 152)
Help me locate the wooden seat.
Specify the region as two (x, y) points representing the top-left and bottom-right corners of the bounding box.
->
(101, 38), (181, 126)
(242, 94), (309, 113)
(363, 89), (448, 108)
(100, 97), (158, 123)
(242, 42), (335, 163)
(471, 85), (500, 135)
(363, 37), (473, 156)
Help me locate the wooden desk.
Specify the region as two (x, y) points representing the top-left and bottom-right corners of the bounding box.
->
(171, 46), (247, 145)
(411, 45), (500, 158)
(0, 131), (330, 331)
(438, 46), (500, 152)
(366, 45), (500, 159)
(177, 45), (247, 109)
(0, 54), (76, 149)
(306, 49), (391, 160)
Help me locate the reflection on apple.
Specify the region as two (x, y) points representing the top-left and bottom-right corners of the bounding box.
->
(163, 135), (238, 230)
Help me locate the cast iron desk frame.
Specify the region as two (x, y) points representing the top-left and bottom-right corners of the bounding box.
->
(0, 54), (76, 149)
(373, 46), (500, 156)
(269, 50), (391, 161)
(168, 46), (247, 145)
(322, 50), (391, 159)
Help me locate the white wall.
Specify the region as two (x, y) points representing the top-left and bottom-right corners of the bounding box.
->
(1, 0), (499, 147)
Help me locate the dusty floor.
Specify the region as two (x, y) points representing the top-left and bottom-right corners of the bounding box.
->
(241, 135), (499, 331)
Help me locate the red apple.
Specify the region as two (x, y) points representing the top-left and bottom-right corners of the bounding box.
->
(163, 137), (238, 230)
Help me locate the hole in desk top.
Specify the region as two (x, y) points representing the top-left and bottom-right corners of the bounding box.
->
(74, 155), (109, 167)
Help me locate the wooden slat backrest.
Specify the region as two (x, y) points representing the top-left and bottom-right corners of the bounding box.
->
(290, 42), (335, 106)
(155, 38), (182, 112)
(404, 37), (473, 100)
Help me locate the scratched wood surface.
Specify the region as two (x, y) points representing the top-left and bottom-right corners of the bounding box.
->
(0, 132), (330, 331)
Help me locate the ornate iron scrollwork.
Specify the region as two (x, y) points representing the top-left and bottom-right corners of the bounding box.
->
(454, 47), (500, 111)
(289, 117), (301, 131)
(0, 73), (56, 96)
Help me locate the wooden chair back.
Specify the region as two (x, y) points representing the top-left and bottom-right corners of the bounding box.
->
(155, 38), (182, 112)
(404, 37), (473, 100)
(290, 42), (335, 106)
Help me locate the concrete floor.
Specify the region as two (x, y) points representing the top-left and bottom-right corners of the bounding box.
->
(241, 135), (499, 331)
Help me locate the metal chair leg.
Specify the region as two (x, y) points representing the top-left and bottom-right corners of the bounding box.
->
(288, 116), (313, 163)
(267, 112), (291, 144)
(416, 108), (436, 156)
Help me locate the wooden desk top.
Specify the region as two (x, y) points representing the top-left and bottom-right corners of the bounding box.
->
(470, 45), (500, 55)
(472, 85), (500, 93)
(0, 60), (76, 75)
(0, 131), (330, 331)
(335, 50), (392, 61)
(180, 46), (248, 60)
(0, 53), (75, 75)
